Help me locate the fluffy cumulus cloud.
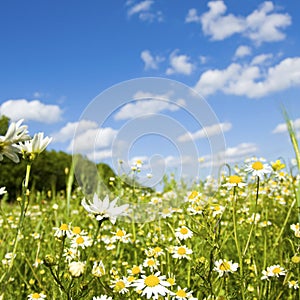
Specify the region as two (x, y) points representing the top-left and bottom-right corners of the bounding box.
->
(166, 51), (194, 76)
(127, 0), (163, 22)
(201, 142), (258, 168)
(273, 118), (300, 138)
(234, 45), (252, 58)
(0, 99), (62, 124)
(114, 91), (185, 120)
(178, 122), (232, 142)
(186, 1), (291, 44)
(194, 57), (300, 98)
(52, 120), (98, 143)
(141, 50), (164, 70)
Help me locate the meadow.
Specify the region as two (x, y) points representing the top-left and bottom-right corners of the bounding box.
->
(0, 117), (300, 300)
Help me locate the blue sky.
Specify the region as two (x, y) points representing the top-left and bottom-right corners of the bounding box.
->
(1, 0), (300, 183)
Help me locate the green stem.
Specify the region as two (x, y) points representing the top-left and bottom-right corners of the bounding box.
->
(243, 176), (260, 256)
(232, 186), (245, 300)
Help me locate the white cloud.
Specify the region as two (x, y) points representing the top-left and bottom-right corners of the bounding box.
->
(201, 142), (258, 168)
(70, 127), (118, 153)
(186, 1), (291, 44)
(178, 122), (232, 142)
(250, 53), (273, 65)
(127, 0), (163, 22)
(87, 149), (113, 161)
(195, 57), (300, 98)
(114, 91), (185, 121)
(0, 99), (62, 124)
(234, 45), (252, 58)
(185, 8), (201, 23)
(166, 51), (194, 75)
(141, 50), (164, 70)
(273, 118), (300, 138)
(52, 120), (98, 143)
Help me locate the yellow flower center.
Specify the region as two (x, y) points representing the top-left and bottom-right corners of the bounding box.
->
(252, 161), (263, 170)
(115, 280), (125, 291)
(229, 175), (242, 184)
(31, 293), (41, 299)
(188, 191), (198, 199)
(132, 266), (141, 275)
(176, 289), (187, 297)
(154, 246), (162, 253)
(220, 261), (231, 271)
(128, 276), (135, 282)
(167, 277), (175, 285)
(147, 259), (155, 266)
(76, 236), (84, 244)
(144, 275), (160, 287)
(60, 223), (69, 231)
(162, 208), (170, 214)
(116, 230), (125, 237)
(290, 280), (296, 285)
(272, 267), (281, 274)
(180, 227), (189, 235)
(177, 247), (186, 255)
(72, 226), (81, 234)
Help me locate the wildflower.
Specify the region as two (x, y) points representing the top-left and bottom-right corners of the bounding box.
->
(18, 132), (52, 161)
(92, 261), (106, 277)
(172, 245), (193, 260)
(27, 292), (46, 300)
(214, 259), (238, 277)
(110, 276), (131, 294)
(159, 207), (174, 218)
(0, 119), (30, 163)
(0, 187), (7, 195)
(288, 280), (299, 289)
(132, 271), (171, 299)
(111, 229), (131, 243)
(171, 286), (197, 300)
(290, 223), (300, 238)
(166, 273), (176, 286)
(63, 248), (80, 262)
(53, 223), (73, 238)
(128, 265), (144, 276)
(210, 204), (225, 218)
(69, 261), (85, 277)
(71, 235), (92, 249)
(271, 160), (285, 171)
(175, 226), (193, 240)
(223, 175), (246, 189)
(261, 265), (286, 280)
(81, 193), (128, 224)
(93, 296), (113, 300)
(245, 160), (272, 179)
(143, 258), (160, 272)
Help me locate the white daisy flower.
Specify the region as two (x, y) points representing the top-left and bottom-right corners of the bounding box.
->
(171, 286), (197, 299)
(245, 160), (272, 179)
(110, 276), (131, 294)
(223, 175), (247, 189)
(81, 193), (128, 224)
(71, 235), (92, 249)
(93, 296), (113, 300)
(143, 258), (160, 272)
(172, 245), (193, 260)
(175, 226), (193, 240)
(214, 259), (238, 277)
(92, 261), (106, 277)
(69, 261), (85, 277)
(53, 223), (73, 238)
(132, 271), (171, 299)
(288, 280), (299, 289)
(27, 292), (46, 300)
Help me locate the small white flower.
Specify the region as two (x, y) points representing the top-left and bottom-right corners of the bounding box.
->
(110, 276), (131, 294)
(245, 161), (272, 179)
(70, 235), (92, 249)
(93, 296), (113, 300)
(18, 132), (52, 160)
(261, 264), (286, 280)
(288, 280), (299, 289)
(214, 259), (238, 277)
(92, 261), (106, 277)
(172, 245), (193, 260)
(175, 226), (193, 240)
(27, 292), (46, 300)
(69, 261), (85, 277)
(171, 286), (197, 300)
(81, 193), (128, 224)
(0, 187), (7, 195)
(53, 223), (73, 238)
(132, 271), (171, 299)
